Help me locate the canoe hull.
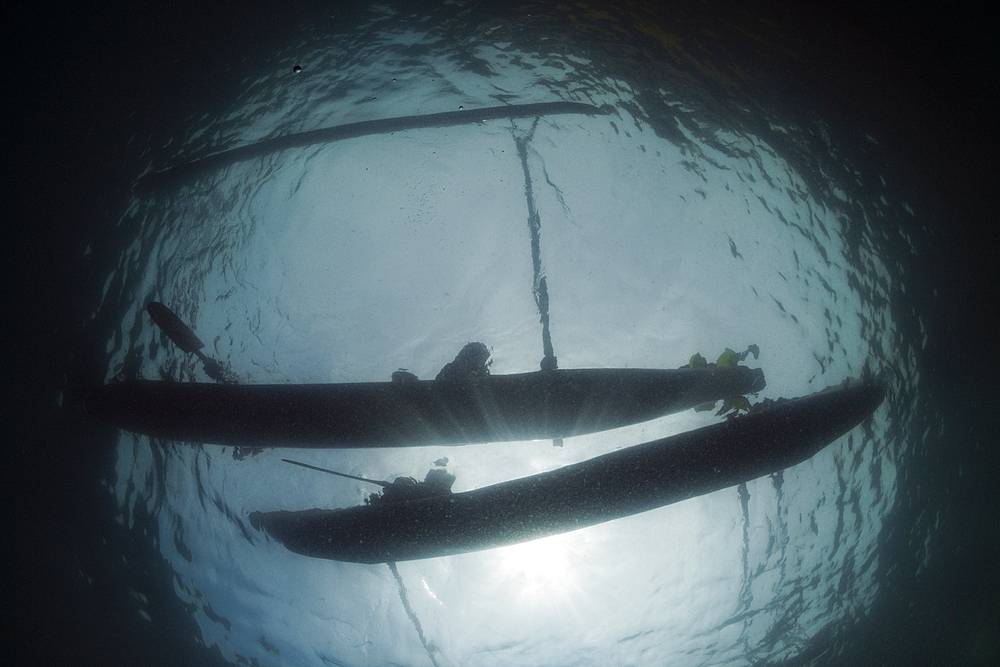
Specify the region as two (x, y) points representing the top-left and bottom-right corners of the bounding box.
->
(250, 378), (885, 563)
(87, 366), (765, 448)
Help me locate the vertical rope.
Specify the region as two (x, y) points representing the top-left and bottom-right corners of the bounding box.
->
(387, 561), (441, 667)
(514, 119), (558, 372)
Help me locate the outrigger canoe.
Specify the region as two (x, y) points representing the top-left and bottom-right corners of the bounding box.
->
(249, 378), (885, 563)
(86, 365), (765, 448)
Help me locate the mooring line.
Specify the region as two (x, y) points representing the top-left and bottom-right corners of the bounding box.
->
(388, 561), (441, 667)
(514, 118), (558, 372)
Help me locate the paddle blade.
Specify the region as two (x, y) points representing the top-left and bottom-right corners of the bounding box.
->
(147, 302), (205, 353)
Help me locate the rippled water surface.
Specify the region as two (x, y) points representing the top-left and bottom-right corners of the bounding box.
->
(61, 3), (986, 666)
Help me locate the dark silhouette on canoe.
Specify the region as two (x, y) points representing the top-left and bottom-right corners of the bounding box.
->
(366, 468), (458, 507)
(435, 342), (490, 382)
(249, 378), (885, 563)
(280, 457), (456, 506)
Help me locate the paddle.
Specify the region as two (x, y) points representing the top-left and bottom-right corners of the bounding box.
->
(281, 458), (390, 488)
(147, 301), (230, 383)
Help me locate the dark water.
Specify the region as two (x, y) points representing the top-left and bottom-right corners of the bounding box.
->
(11, 1), (998, 666)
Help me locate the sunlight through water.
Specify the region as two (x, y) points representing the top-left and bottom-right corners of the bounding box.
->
(92, 3), (923, 666)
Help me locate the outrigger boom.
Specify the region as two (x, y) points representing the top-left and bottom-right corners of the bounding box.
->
(281, 458), (390, 488)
